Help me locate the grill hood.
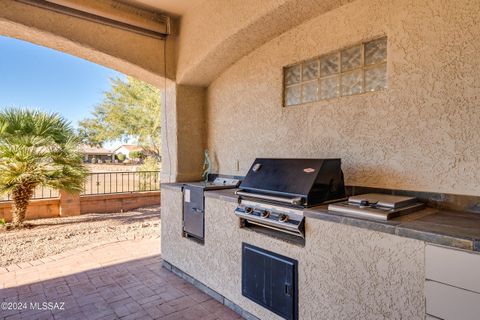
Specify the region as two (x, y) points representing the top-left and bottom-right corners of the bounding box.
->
(238, 158), (345, 206)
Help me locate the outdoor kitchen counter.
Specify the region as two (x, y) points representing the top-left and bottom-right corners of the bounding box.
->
(162, 187), (427, 319)
(160, 182), (184, 191)
(163, 187), (480, 318)
(204, 189), (480, 252)
(204, 188), (239, 202)
(304, 206), (480, 252)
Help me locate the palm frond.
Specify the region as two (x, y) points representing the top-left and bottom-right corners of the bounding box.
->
(0, 108), (88, 195)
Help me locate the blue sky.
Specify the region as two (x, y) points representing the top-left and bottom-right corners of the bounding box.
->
(0, 35), (124, 127)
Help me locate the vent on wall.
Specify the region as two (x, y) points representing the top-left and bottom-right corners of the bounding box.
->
(284, 36), (387, 106)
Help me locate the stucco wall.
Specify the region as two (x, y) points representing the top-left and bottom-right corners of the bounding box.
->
(206, 0), (480, 196)
(176, 85), (207, 181)
(0, 198), (60, 221)
(161, 82), (206, 183)
(80, 191), (160, 214)
(0, 191), (160, 221)
(161, 188), (425, 319)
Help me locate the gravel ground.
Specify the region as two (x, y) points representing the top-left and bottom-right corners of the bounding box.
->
(0, 206), (160, 268)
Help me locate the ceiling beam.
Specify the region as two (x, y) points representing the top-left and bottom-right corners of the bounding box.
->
(15, 0), (170, 39)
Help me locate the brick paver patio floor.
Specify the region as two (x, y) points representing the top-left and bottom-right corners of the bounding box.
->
(0, 239), (242, 320)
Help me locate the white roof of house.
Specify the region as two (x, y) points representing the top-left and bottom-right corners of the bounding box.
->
(113, 145), (143, 153)
(79, 145), (113, 155)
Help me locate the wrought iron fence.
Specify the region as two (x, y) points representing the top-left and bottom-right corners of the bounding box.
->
(0, 187), (59, 202)
(81, 171), (161, 195)
(0, 171), (161, 201)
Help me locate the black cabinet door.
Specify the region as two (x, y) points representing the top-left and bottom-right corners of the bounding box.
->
(183, 186), (205, 240)
(242, 243), (298, 320)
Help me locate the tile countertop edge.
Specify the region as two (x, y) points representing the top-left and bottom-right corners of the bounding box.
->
(161, 183), (184, 191)
(304, 207), (478, 252)
(393, 225), (474, 251)
(204, 188), (239, 203)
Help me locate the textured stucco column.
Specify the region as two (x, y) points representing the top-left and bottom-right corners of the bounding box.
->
(59, 191), (81, 217)
(161, 81), (206, 182)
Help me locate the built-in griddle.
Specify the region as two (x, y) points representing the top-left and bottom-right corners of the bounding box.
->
(328, 193), (425, 220)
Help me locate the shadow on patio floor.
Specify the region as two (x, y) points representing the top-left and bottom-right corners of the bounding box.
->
(0, 251), (241, 319)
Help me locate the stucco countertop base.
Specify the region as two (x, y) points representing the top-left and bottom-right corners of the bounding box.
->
(203, 189), (480, 252)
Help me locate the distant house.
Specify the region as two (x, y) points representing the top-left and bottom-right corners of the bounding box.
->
(79, 145), (113, 163)
(113, 145), (144, 159)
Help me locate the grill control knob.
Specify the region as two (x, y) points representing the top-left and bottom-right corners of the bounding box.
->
(278, 214), (288, 222)
(261, 210), (270, 218)
(245, 207), (253, 214)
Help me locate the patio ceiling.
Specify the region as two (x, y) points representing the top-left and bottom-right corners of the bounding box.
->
(6, 0), (358, 91)
(123, 0), (206, 16)
(174, 0), (355, 86)
(118, 0), (356, 86)
(11, 0), (354, 87)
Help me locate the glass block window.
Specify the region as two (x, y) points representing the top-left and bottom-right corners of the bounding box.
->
(284, 36), (387, 106)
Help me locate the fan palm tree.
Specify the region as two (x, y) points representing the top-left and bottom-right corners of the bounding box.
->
(0, 108), (88, 226)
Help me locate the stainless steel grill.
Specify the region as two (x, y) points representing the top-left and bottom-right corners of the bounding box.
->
(235, 158), (346, 238)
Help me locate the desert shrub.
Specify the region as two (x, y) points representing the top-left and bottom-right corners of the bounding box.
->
(139, 157), (160, 171)
(138, 157), (160, 191)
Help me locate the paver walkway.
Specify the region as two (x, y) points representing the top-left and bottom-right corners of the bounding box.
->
(0, 239), (242, 320)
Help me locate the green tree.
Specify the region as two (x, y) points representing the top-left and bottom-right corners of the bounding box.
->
(0, 109), (88, 226)
(78, 77), (161, 159)
(129, 150), (144, 160)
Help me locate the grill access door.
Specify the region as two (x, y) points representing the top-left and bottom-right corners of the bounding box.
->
(183, 185), (205, 240)
(242, 243), (298, 320)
